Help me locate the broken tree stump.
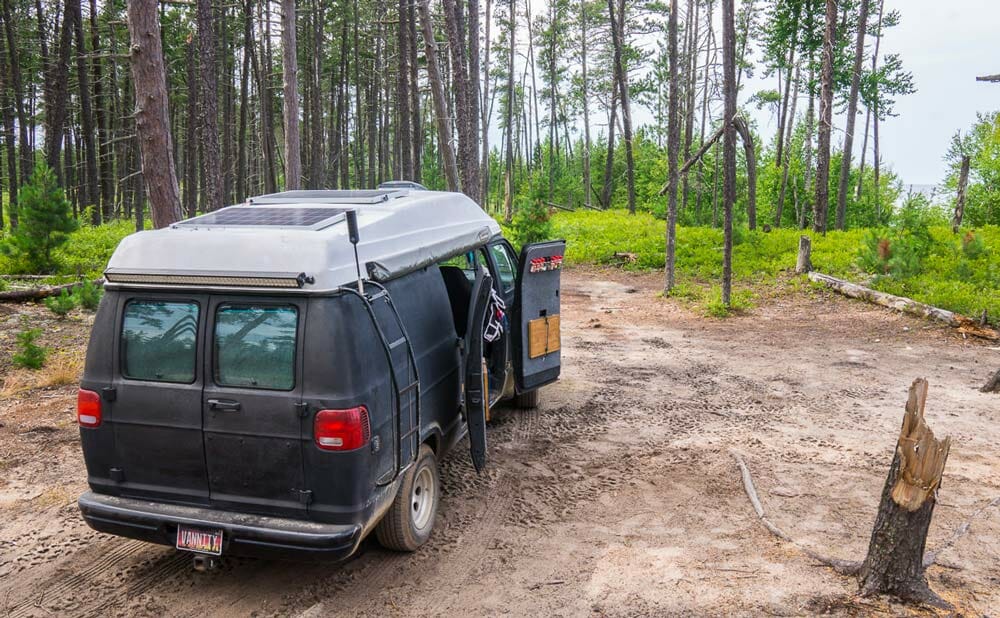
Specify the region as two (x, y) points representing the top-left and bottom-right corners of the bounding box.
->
(858, 378), (952, 607)
(795, 235), (812, 274)
(982, 368), (1000, 393)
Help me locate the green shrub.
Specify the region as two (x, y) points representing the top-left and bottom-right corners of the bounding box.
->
(961, 231), (987, 259)
(12, 325), (48, 370)
(509, 200), (554, 250)
(0, 163), (78, 273)
(73, 280), (103, 311)
(44, 288), (77, 317)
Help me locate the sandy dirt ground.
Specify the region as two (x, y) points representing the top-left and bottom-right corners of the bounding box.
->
(1, 268), (998, 617)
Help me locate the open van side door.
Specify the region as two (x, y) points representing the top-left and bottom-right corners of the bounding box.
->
(463, 266), (492, 473)
(514, 240), (566, 393)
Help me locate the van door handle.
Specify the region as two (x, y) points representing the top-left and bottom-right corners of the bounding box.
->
(208, 399), (241, 412)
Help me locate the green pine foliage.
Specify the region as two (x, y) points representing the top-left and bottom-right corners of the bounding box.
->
(1, 163), (78, 274)
(44, 288), (77, 317)
(12, 325), (48, 370)
(74, 280), (104, 311)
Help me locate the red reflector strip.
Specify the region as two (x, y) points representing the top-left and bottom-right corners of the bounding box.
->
(529, 255), (563, 273)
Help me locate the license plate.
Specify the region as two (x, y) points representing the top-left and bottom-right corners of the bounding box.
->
(175, 525), (223, 555)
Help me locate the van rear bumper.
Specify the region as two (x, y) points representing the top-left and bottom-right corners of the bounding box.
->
(78, 491), (364, 561)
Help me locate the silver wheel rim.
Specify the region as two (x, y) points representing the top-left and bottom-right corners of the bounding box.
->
(411, 465), (435, 531)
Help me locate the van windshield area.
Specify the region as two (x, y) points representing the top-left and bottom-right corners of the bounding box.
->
(214, 305), (297, 390)
(121, 301), (199, 383)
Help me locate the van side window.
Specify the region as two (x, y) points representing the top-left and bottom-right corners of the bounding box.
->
(488, 243), (516, 292)
(122, 301), (199, 383)
(214, 305), (298, 390)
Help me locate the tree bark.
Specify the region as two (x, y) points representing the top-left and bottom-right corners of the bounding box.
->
(127, 0), (183, 228)
(184, 36), (199, 217)
(721, 0), (736, 306)
(600, 87), (617, 210)
(733, 116), (756, 230)
(836, 0), (870, 230)
(775, 61), (800, 227)
(664, 0), (680, 292)
(44, 2), (73, 181)
(951, 155), (970, 233)
(608, 0), (636, 214)
(796, 235), (812, 274)
(813, 0), (836, 233)
(417, 0), (460, 192)
(71, 0), (99, 220)
(281, 0), (302, 190)
(197, 0), (224, 210)
(858, 378), (951, 608)
(580, 0), (591, 209)
(397, 0), (412, 181)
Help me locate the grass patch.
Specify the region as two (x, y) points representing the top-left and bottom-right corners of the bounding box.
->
(549, 210), (1000, 325)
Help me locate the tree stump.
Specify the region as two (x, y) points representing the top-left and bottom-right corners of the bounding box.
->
(795, 235), (812, 274)
(982, 368), (1000, 393)
(858, 378), (952, 607)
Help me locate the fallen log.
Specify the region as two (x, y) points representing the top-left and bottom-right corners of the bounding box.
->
(610, 251), (637, 264)
(0, 279), (104, 303)
(808, 272), (999, 340)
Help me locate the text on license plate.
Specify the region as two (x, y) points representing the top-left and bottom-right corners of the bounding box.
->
(176, 526), (223, 555)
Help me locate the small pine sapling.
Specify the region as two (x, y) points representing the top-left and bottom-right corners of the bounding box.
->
(12, 325), (48, 370)
(45, 288), (77, 317)
(73, 280), (103, 311)
(0, 163), (78, 273)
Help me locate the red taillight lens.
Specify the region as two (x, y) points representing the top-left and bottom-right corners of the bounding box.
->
(77, 389), (102, 428)
(314, 407), (370, 451)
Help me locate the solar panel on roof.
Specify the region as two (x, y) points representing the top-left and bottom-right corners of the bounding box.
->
(247, 189), (404, 205)
(176, 207), (348, 228)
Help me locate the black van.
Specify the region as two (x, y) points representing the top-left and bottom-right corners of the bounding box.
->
(76, 188), (564, 561)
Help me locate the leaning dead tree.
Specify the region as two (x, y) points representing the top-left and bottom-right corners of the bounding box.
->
(657, 113), (756, 229)
(858, 379), (951, 607)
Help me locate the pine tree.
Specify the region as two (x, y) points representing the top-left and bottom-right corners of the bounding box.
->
(1, 163), (78, 273)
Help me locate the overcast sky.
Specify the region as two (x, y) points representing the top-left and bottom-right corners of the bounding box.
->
(741, 0), (999, 188)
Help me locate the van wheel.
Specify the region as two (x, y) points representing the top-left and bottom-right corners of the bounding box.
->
(513, 389), (539, 409)
(376, 444), (439, 552)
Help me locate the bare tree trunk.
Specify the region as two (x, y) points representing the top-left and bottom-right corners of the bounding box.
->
(197, 0), (224, 210)
(442, 0), (476, 200)
(952, 155), (970, 232)
(734, 116), (756, 230)
(503, 0), (515, 220)
(800, 64), (815, 230)
(835, 0), (870, 230)
(870, 0), (885, 222)
(71, 0), (99, 220)
(467, 0), (483, 204)
(609, 0), (636, 214)
(775, 62), (800, 227)
(417, 0), (460, 192)
(600, 88), (617, 210)
(44, 3), (72, 180)
(721, 0), (736, 306)
(127, 0), (183, 228)
(184, 37), (199, 217)
(858, 378), (951, 608)
(580, 0), (591, 209)
(813, 0), (836, 233)
(664, 0), (680, 292)
(281, 0), (302, 190)
(2, 0), (34, 197)
(236, 0), (251, 199)
(397, 0), (412, 180)
(774, 3), (800, 170)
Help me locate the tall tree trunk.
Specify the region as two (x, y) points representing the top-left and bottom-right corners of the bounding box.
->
(44, 2), (73, 181)
(952, 155), (970, 232)
(774, 62), (800, 227)
(721, 0), (736, 306)
(579, 0), (591, 209)
(664, 0), (680, 292)
(467, 0), (482, 204)
(281, 0), (302, 190)
(2, 0), (33, 197)
(870, 0), (885, 223)
(503, 0), (515, 220)
(236, 0), (251, 199)
(442, 0), (476, 200)
(835, 0), (870, 230)
(480, 0), (492, 208)
(397, 0), (412, 180)
(858, 378), (951, 608)
(608, 0), (636, 214)
(407, 0), (421, 183)
(601, 88), (617, 210)
(197, 0), (224, 210)
(127, 0), (183, 228)
(71, 0), (99, 221)
(417, 0), (460, 192)
(800, 64), (815, 229)
(813, 0), (836, 233)
(184, 37), (199, 217)
(774, 3), (800, 170)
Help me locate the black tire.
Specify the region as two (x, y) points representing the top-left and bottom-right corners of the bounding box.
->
(375, 444), (439, 552)
(513, 388), (539, 409)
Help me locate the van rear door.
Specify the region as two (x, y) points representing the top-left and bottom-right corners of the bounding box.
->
(514, 240), (566, 392)
(202, 297), (308, 514)
(111, 295), (210, 502)
(463, 267), (492, 472)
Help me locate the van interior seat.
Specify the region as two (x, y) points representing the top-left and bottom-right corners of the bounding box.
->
(439, 266), (471, 336)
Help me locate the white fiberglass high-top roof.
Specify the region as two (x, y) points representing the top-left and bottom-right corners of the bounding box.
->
(104, 189), (502, 292)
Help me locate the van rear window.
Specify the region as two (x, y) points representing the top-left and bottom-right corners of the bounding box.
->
(122, 301), (199, 383)
(214, 305), (297, 390)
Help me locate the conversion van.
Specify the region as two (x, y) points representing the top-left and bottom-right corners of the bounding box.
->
(76, 187), (564, 561)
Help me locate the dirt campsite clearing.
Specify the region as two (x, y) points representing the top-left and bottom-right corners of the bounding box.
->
(1, 268), (998, 617)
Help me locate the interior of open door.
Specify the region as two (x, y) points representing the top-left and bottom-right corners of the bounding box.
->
(514, 240), (566, 393)
(463, 267), (492, 473)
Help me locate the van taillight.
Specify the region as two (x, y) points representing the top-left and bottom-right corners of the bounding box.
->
(77, 389), (102, 427)
(314, 407), (370, 451)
